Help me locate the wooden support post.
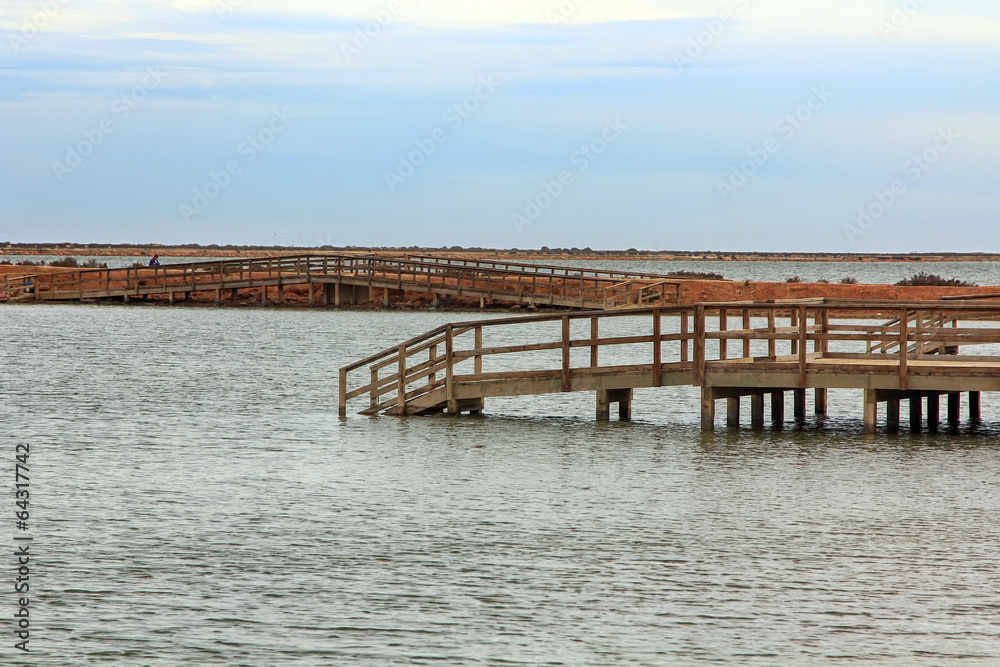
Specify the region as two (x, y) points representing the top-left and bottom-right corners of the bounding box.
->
(947, 392), (960, 429)
(927, 393), (940, 431)
(369, 368), (378, 411)
(321, 283), (329, 306)
(815, 389), (828, 416)
(617, 389), (633, 422)
(261, 286), (268, 306)
(727, 397), (740, 428)
(277, 284), (284, 303)
(969, 391), (981, 422)
(480, 296), (485, 310)
(308, 283), (315, 306)
(168, 292), (174, 305)
(432, 293), (439, 308)
(886, 399), (900, 432)
(596, 390), (610, 422)
(751, 392), (764, 429)
(231, 288), (238, 302)
(335, 282), (341, 307)
(652, 310), (662, 387)
(700, 387), (715, 431)
(123, 294), (130, 304)
(215, 288), (222, 306)
(910, 396), (923, 432)
(794, 389), (806, 422)
(864, 389), (878, 434)
(383, 288), (390, 307)
(428, 345), (437, 386)
(771, 391), (784, 426)
(338, 368), (348, 417)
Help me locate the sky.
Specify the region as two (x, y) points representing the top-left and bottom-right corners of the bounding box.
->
(0, 0), (998, 251)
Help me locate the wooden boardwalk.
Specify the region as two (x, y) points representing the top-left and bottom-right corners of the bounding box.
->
(339, 298), (1000, 433)
(0, 253), (680, 309)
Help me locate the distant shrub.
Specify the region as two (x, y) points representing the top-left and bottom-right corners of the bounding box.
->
(47, 256), (79, 267)
(895, 272), (975, 287)
(127, 261), (147, 268)
(840, 277), (859, 284)
(667, 270), (725, 280)
(786, 276), (802, 283)
(80, 258), (107, 268)
(15, 259), (41, 266)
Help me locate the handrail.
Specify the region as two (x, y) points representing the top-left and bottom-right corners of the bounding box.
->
(339, 299), (1000, 416)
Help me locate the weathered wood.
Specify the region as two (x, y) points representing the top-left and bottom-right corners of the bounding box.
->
(794, 388), (806, 422)
(864, 389), (878, 434)
(887, 398), (900, 432)
(561, 316), (571, 392)
(751, 392), (764, 428)
(910, 396), (923, 432)
(927, 393), (940, 430)
(899, 308), (909, 390)
(727, 397), (740, 428)
(948, 392), (960, 428)
(591, 317), (599, 368)
(653, 310), (662, 387)
(969, 391), (981, 421)
(694, 306), (706, 386)
(701, 387), (715, 431)
(445, 325), (456, 413)
(771, 391), (784, 425)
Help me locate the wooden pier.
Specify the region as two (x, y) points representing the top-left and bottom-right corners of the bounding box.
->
(0, 253), (679, 309)
(339, 299), (1000, 433)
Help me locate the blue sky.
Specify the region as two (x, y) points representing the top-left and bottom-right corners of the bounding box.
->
(1, 0), (998, 251)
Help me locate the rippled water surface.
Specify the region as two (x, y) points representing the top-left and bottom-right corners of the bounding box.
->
(3, 303), (1000, 665)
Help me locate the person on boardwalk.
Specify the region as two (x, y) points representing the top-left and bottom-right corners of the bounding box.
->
(148, 254), (160, 266)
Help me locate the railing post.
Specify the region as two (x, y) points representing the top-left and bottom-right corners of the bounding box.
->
(445, 325), (456, 413)
(899, 308), (909, 390)
(397, 344), (407, 415)
(767, 308), (776, 358)
(742, 308), (751, 359)
(718, 308), (727, 361)
(653, 310), (662, 386)
(429, 344), (437, 386)
(474, 326), (483, 375)
(694, 305), (706, 386)
(798, 305), (808, 387)
(338, 368), (348, 417)
(681, 312), (690, 363)
(561, 315), (571, 392)
(590, 317), (599, 368)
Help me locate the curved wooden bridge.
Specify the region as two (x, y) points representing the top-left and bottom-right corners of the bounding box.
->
(339, 298), (1000, 433)
(0, 253), (680, 309)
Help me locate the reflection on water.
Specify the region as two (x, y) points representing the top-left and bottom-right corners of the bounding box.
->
(2, 306), (999, 665)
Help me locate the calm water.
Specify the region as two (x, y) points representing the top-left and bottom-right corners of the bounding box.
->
(3, 292), (1000, 664)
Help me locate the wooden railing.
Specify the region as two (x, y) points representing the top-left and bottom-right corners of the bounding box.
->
(1, 253), (684, 308)
(339, 300), (1000, 416)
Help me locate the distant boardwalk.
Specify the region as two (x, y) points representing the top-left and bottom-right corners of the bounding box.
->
(340, 299), (1000, 433)
(0, 253), (680, 309)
